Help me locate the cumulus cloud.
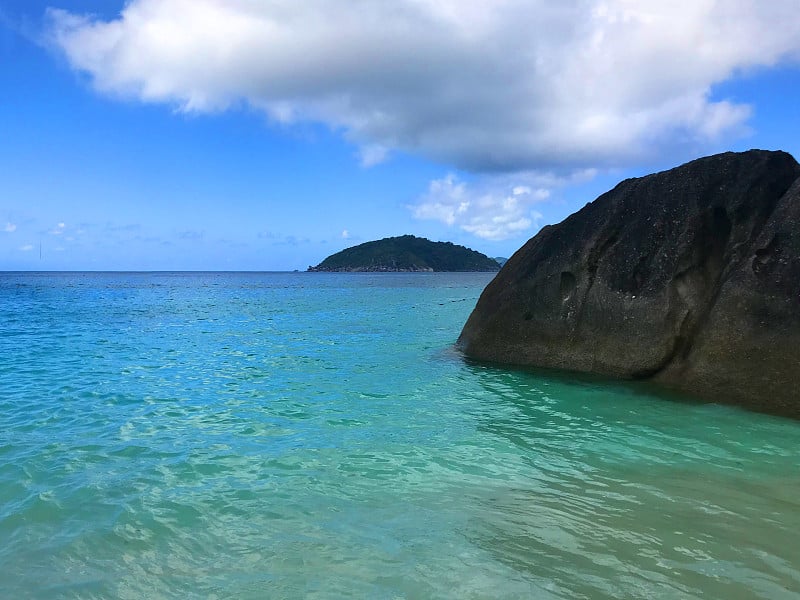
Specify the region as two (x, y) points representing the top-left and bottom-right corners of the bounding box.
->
(4, 222), (16, 233)
(19, 244), (34, 252)
(411, 173), (549, 240)
(47, 1), (800, 173)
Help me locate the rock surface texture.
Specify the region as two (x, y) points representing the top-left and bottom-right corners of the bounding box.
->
(458, 150), (800, 417)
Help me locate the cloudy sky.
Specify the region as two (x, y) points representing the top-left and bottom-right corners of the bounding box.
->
(3, 0), (800, 270)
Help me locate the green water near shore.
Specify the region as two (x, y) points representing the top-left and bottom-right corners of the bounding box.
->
(1, 272), (798, 598)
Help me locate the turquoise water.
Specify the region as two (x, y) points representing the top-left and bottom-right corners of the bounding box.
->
(1, 272), (799, 599)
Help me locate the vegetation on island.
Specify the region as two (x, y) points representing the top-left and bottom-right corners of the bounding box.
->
(308, 235), (501, 272)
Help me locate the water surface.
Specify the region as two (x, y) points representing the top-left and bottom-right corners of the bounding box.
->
(1, 272), (798, 598)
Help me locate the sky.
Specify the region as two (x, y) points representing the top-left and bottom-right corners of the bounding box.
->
(2, 0), (800, 271)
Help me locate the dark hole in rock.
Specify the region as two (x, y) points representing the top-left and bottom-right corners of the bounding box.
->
(559, 271), (577, 302)
(753, 235), (779, 277)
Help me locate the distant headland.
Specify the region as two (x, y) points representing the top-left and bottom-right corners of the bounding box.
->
(308, 235), (501, 272)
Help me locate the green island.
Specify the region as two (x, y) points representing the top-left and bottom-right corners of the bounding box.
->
(308, 234), (501, 272)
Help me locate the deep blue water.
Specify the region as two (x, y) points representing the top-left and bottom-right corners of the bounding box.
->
(1, 272), (798, 599)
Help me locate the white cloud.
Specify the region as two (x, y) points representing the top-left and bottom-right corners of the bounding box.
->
(357, 145), (389, 168)
(341, 229), (350, 239)
(4, 222), (16, 233)
(178, 229), (204, 240)
(49, 222), (66, 235)
(19, 244), (34, 251)
(47, 1), (800, 173)
(412, 174), (469, 226)
(411, 173), (549, 240)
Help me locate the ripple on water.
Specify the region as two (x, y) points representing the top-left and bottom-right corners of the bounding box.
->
(0, 272), (799, 599)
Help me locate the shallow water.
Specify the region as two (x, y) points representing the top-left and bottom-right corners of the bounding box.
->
(1, 272), (798, 599)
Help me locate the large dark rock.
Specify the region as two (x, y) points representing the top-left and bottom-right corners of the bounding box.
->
(458, 150), (800, 417)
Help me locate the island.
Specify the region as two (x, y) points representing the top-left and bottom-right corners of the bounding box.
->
(458, 149), (800, 418)
(308, 235), (501, 272)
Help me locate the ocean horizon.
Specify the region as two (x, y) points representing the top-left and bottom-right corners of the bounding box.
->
(1, 271), (798, 598)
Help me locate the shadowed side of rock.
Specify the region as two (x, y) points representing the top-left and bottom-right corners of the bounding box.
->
(457, 150), (800, 417)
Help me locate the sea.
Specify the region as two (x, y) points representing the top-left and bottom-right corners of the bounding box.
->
(1, 271), (798, 599)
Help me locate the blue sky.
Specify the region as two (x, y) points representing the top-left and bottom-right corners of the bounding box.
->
(2, 1), (800, 271)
